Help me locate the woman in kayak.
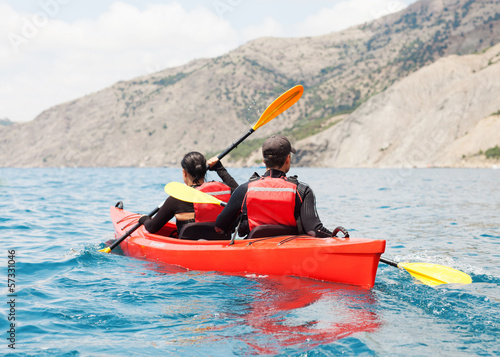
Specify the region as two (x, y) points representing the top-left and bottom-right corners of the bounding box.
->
(139, 152), (238, 237)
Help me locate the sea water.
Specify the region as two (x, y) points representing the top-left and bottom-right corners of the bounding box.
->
(0, 167), (499, 356)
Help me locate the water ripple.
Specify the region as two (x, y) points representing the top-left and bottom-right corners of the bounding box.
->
(2, 167), (499, 356)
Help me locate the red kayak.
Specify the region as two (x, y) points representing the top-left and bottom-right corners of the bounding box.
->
(110, 206), (386, 288)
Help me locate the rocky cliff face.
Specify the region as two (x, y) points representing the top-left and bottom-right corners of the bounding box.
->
(1, 0), (500, 168)
(290, 43), (500, 168)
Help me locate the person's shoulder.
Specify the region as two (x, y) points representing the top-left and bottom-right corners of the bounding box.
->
(287, 174), (310, 187)
(234, 180), (250, 193)
(288, 175), (313, 196)
(249, 172), (260, 181)
(287, 174), (299, 184)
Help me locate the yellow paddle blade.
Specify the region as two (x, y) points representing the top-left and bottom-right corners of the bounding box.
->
(398, 262), (472, 286)
(252, 85), (304, 130)
(164, 182), (224, 205)
(99, 247), (111, 253)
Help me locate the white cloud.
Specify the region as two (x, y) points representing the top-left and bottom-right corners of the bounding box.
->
(296, 0), (407, 36)
(242, 16), (286, 42)
(0, 1), (239, 122)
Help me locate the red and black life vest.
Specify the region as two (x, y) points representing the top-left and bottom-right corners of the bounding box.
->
(193, 181), (232, 222)
(244, 176), (298, 231)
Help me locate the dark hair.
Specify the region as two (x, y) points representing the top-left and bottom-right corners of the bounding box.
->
(181, 152), (207, 185)
(264, 154), (288, 169)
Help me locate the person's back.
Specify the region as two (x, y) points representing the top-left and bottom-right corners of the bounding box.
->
(215, 135), (334, 238)
(245, 170), (297, 230)
(193, 180), (232, 222)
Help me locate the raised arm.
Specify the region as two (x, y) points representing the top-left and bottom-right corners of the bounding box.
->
(207, 157), (238, 191)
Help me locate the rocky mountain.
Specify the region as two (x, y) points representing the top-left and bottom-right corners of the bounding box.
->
(1, 0), (500, 167)
(287, 43), (500, 168)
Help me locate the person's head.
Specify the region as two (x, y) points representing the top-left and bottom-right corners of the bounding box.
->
(262, 135), (296, 172)
(181, 151), (207, 185)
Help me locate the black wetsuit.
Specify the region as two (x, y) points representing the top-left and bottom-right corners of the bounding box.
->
(141, 161), (238, 234)
(215, 169), (333, 238)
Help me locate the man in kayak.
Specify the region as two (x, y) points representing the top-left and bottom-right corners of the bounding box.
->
(140, 152), (237, 237)
(215, 135), (339, 238)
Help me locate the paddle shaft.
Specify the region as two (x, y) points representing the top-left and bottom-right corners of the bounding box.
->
(379, 256), (398, 267)
(106, 206), (160, 252)
(217, 128), (254, 161)
(215, 85), (303, 163)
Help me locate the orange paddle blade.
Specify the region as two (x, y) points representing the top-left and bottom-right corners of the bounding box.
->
(252, 85), (304, 130)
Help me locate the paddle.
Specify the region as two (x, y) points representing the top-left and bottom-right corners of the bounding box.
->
(216, 84), (304, 161)
(379, 257), (472, 286)
(100, 86), (303, 253)
(99, 203), (163, 253)
(164, 182), (226, 207)
(165, 184), (472, 286)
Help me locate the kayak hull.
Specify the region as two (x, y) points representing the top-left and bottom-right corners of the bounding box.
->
(110, 207), (386, 288)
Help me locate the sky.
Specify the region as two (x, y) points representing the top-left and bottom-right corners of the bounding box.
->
(1, 0), (417, 123)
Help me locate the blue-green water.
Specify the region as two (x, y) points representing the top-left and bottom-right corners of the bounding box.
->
(1, 168), (499, 356)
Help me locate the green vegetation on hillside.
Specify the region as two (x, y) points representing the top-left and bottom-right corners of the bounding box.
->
(226, 114), (345, 162)
(485, 145), (500, 159)
(212, 0), (500, 163)
(283, 116), (344, 142)
(392, 38), (447, 73)
(153, 72), (189, 87)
